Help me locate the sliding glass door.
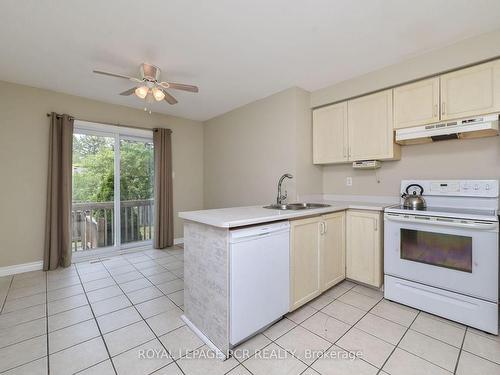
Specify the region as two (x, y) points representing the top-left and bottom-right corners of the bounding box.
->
(71, 121), (154, 254)
(120, 138), (154, 245)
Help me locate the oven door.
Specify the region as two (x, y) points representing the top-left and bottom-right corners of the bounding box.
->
(384, 213), (499, 302)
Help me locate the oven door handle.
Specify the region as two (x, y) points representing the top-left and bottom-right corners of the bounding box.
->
(385, 214), (499, 230)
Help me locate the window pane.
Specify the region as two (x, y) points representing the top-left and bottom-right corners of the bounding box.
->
(120, 139), (154, 245)
(72, 134), (115, 251)
(400, 229), (472, 273)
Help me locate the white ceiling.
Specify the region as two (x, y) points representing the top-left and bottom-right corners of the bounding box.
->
(1, 1), (500, 121)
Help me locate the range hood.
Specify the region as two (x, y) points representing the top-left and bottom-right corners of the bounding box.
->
(396, 114), (499, 145)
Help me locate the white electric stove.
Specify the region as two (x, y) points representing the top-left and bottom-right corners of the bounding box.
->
(384, 180), (499, 334)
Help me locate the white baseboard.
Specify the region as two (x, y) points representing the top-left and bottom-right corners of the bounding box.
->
(181, 315), (227, 360)
(174, 237), (184, 245)
(0, 261), (43, 277)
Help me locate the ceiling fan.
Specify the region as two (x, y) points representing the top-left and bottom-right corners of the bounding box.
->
(93, 63), (198, 111)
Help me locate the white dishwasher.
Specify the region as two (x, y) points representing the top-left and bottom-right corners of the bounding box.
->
(229, 221), (290, 346)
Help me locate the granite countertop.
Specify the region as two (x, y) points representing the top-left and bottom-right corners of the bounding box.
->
(179, 195), (398, 228)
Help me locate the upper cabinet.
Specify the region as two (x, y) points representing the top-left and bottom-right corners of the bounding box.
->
(348, 90), (399, 161)
(312, 90), (400, 164)
(313, 58), (500, 164)
(313, 102), (348, 164)
(394, 77), (440, 129)
(440, 60), (500, 120)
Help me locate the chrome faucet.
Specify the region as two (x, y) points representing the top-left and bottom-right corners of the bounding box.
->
(276, 173), (293, 205)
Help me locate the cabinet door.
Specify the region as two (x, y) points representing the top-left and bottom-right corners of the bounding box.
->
(290, 217), (321, 311)
(320, 212), (345, 291)
(394, 78), (440, 129)
(440, 60), (500, 120)
(346, 210), (383, 287)
(348, 90), (399, 161)
(313, 102), (348, 164)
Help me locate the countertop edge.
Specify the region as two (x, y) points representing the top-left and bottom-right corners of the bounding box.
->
(179, 201), (395, 229)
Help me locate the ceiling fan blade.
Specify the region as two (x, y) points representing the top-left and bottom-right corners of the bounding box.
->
(160, 82), (199, 93)
(119, 87), (136, 96)
(93, 70), (137, 81)
(163, 91), (178, 105)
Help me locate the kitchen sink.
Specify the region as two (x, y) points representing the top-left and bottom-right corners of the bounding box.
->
(263, 202), (331, 210)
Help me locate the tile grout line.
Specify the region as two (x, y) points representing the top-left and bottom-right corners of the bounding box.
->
(139, 248), (189, 375)
(453, 327), (468, 374)
(128, 255), (184, 310)
(74, 263), (119, 375)
(396, 346), (456, 374)
(459, 348), (500, 368)
(404, 326), (465, 350)
(376, 310), (421, 374)
(0, 249), (180, 374)
(307, 287), (387, 372)
(457, 327), (500, 369)
(0, 320), (48, 351)
(240, 282), (365, 374)
(7, 251), (496, 375)
(0, 275), (48, 374)
(100, 252), (187, 375)
(0, 276), (14, 313)
(275, 335), (333, 370)
(274, 283), (359, 373)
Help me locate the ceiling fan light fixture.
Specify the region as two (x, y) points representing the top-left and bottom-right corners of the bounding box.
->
(93, 63), (198, 109)
(152, 87), (166, 101)
(135, 86), (149, 99)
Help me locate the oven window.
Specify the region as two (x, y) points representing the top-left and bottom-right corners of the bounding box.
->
(400, 229), (472, 273)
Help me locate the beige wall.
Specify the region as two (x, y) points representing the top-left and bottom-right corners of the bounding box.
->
(314, 28), (500, 197)
(323, 137), (500, 196)
(312, 28), (500, 107)
(294, 88), (323, 198)
(0, 81), (204, 268)
(203, 87), (322, 209)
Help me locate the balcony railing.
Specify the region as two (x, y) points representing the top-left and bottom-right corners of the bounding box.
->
(71, 199), (154, 251)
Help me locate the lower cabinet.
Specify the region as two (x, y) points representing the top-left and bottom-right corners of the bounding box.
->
(320, 212), (346, 291)
(346, 210), (383, 287)
(290, 212), (346, 311)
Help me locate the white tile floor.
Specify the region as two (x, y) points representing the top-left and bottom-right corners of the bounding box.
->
(0, 246), (499, 374)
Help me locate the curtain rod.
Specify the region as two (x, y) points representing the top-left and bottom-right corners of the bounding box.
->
(46, 113), (172, 132)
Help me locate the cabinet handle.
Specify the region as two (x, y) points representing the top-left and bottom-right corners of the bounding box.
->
(374, 219), (378, 231)
(433, 104), (438, 117)
(441, 102), (446, 116)
(319, 222), (325, 235)
(324, 221), (328, 233)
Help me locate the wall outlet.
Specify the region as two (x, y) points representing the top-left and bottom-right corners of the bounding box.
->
(346, 177), (352, 186)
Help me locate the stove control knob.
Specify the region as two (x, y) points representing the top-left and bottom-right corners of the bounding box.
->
(485, 184), (490, 190)
(474, 184), (479, 190)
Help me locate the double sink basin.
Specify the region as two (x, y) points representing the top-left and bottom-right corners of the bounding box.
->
(264, 202), (331, 210)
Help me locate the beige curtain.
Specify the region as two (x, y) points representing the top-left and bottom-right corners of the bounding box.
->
(153, 128), (174, 248)
(44, 113), (74, 270)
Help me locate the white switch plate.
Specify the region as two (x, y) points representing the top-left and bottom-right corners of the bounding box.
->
(346, 177), (352, 186)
